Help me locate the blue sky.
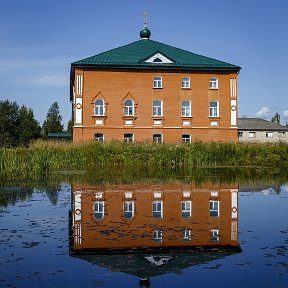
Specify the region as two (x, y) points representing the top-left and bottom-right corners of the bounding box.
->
(0, 0), (288, 127)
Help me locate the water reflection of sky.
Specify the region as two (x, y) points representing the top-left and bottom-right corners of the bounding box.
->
(0, 180), (287, 288)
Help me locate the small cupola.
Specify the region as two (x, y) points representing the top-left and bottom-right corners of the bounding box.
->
(140, 10), (151, 40)
(140, 27), (151, 39)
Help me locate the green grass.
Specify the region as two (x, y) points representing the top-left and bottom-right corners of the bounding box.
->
(0, 140), (287, 179)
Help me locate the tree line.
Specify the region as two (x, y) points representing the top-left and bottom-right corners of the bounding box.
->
(0, 99), (71, 147)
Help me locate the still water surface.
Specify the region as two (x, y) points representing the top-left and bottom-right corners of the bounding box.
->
(0, 175), (287, 288)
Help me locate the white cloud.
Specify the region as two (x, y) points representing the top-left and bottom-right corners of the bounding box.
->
(256, 107), (270, 119)
(283, 110), (288, 119)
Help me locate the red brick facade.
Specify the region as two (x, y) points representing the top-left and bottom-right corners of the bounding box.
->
(72, 68), (239, 142)
(71, 181), (239, 251)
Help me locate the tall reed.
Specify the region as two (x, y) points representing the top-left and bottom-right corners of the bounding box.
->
(0, 140), (287, 179)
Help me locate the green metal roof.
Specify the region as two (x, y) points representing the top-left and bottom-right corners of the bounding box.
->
(47, 132), (72, 138)
(71, 39), (241, 72)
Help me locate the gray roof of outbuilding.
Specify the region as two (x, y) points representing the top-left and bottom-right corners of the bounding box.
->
(238, 118), (288, 131)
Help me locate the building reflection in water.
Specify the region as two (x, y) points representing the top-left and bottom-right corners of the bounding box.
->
(69, 180), (241, 285)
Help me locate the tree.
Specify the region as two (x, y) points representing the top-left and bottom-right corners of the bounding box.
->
(67, 119), (73, 134)
(0, 99), (41, 147)
(0, 100), (19, 147)
(42, 102), (63, 138)
(18, 106), (41, 145)
(271, 112), (280, 125)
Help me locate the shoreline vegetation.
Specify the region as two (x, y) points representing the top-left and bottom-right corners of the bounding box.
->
(0, 140), (287, 179)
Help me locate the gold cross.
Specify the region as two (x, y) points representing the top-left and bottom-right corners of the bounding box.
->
(144, 9), (149, 27)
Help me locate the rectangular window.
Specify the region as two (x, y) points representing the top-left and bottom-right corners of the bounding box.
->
(94, 201), (105, 219)
(238, 132), (243, 138)
(182, 134), (191, 143)
(182, 77), (190, 88)
(124, 201), (134, 219)
(124, 133), (134, 142)
(153, 134), (162, 143)
(153, 229), (163, 242)
(266, 132), (273, 138)
(153, 201), (163, 218)
(210, 229), (220, 242)
(181, 100), (191, 117)
(210, 77), (218, 89)
(153, 100), (163, 116)
(182, 229), (191, 241)
(95, 133), (104, 142)
(181, 200), (192, 217)
(278, 132), (286, 138)
(209, 101), (219, 117)
(210, 200), (219, 217)
(153, 76), (162, 88)
(249, 132), (256, 138)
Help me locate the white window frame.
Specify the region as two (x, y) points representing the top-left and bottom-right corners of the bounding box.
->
(153, 200), (163, 218)
(153, 134), (162, 143)
(181, 200), (192, 217)
(95, 99), (105, 116)
(238, 131), (243, 138)
(124, 133), (134, 143)
(95, 133), (104, 142)
(182, 134), (191, 143)
(123, 201), (134, 219)
(181, 100), (191, 117)
(210, 229), (220, 242)
(153, 76), (162, 88)
(94, 201), (105, 219)
(210, 200), (219, 217)
(278, 132), (286, 138)
(153, 229), (163, 242)
(124, 99), (134, 116)
(210, 77), (218, 89)
(249, 132), (256, 138)
(209, 101), (219, 117)
(153, 100), (163, 116)
(266, 132), (273, 138)
(182, 77), (190, 89)
(182, 229), (191, 241)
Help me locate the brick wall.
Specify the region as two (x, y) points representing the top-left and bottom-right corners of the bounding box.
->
(72, 68), (238, 142)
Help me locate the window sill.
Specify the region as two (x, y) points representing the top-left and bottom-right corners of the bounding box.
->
(122, 115), (137, 120)
(209, 88), (219, 90)
(92, 115), (107, 118)
(153, 87), (163, 89)
(181, 87), (191, 90)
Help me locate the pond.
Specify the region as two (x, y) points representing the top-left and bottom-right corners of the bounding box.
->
(0, 171), (288, 288)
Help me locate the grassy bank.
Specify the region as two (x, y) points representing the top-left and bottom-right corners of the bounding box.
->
(0, 140), (287, 179)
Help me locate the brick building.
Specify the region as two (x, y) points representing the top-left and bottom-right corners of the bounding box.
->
(70, 181), (239, 252)
(70, 25), (241, 143)
(238, 118), (288, 142)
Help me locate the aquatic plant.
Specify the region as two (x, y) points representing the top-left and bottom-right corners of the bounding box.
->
(0, 140), (287, 179)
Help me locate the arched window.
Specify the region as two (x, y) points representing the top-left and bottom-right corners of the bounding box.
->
(124, 99), (134, 116)
(95, 99), (105, 116)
